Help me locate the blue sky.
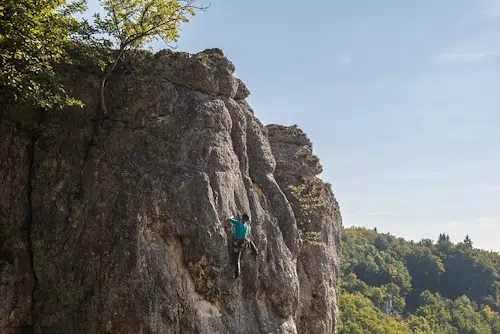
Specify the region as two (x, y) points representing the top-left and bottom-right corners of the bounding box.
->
(86, 0), (500, 251)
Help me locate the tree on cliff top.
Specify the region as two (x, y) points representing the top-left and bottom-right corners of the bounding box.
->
(0, 0), (207, 111)
(93, 0), (209, 114)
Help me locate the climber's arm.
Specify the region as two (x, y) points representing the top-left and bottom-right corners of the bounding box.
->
(228, 216), (238, 225)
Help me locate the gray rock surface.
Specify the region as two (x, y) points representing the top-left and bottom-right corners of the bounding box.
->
(0, 48), (342, 333)
(267, 125), (342, 334)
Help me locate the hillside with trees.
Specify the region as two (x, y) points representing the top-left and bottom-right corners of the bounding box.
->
(339, 226), (500, 333)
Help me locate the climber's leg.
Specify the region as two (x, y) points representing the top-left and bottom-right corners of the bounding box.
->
(232, 239), (244, 278)
(234, 250), (242, 278)
(247, 239), (258, 256)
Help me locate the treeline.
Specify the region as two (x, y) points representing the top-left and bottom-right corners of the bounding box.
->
(339, 226), (500, 333)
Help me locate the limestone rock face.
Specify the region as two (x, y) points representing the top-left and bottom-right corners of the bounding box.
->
(0, 48), (342, 333)
(267, 125), (342, 334)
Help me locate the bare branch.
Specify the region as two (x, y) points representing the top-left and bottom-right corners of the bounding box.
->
(138, 0), (156, 31)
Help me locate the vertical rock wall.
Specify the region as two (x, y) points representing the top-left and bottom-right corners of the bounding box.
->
(0, 48), (341, 333)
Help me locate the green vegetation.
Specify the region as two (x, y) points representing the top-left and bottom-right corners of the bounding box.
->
(288, 182), (327, 219)
(93, 0), (206, 113)
(303, 231), (325, 248)
(340, 226), (500, 333)
(288, 181), (328, 248)
(0, 0), (87, 108)
(0, 0), (206, 110)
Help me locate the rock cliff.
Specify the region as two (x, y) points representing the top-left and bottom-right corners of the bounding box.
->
(0, 48), (342, 333)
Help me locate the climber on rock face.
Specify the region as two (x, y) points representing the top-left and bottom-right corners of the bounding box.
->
(228, 213), (258, 278)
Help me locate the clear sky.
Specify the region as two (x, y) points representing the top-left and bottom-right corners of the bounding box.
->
(85, 0), (500, 251)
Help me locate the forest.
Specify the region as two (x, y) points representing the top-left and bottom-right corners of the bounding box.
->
(339, 226), (500, 333)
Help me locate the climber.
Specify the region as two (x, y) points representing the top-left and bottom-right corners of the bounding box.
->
(228, 213), (258, 278)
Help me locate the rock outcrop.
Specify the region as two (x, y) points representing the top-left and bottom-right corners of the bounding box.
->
(0, 48), (342, 333)
(267, 125), (342, 333)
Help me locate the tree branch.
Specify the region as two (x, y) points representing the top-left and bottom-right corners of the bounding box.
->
(124, 3), (207, 46)
(100, 45), (127, 115)
(98, 0), (210, 116)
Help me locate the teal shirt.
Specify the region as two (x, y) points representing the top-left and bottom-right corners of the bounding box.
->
(229, 218), (249, 239)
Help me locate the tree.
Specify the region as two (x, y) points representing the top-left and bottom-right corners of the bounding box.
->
(0, 0), (208, 111)
(405, 247), (444, 310)
(437, 233), (453, 252)
(450, 295), (492, 334)
(374, 234), (390, 251)
(418, 238), (434, 248)
(339, 292), (413, 334)
(0, 0), (86, 109)
(404, 315), (432, 333)
(93, 0), (208, 114)
(340, 226), (500, 333)
(438, 233), (450, 244)
(464, 235), (473, 248)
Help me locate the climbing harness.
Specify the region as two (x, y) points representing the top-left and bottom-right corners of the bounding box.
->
(234, 239), (249, 250)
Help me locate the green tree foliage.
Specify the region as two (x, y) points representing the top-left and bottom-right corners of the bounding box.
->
(0, 0), (206, 111)
(340, 226), (500, 333)
(93, 0), (207, 113)
(405, 247), (445, 311)
(288, 182), (327, 220)
(341, 228), (412, 298)
(0, 0), (86, 108)
(464, 235), (473, 248)
(339, 291), (413, 334)
(94, 0), (202, 49)
(287, 180), (328, 248)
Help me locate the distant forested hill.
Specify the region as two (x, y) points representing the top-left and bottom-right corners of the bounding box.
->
(339, 226), (500, 333)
